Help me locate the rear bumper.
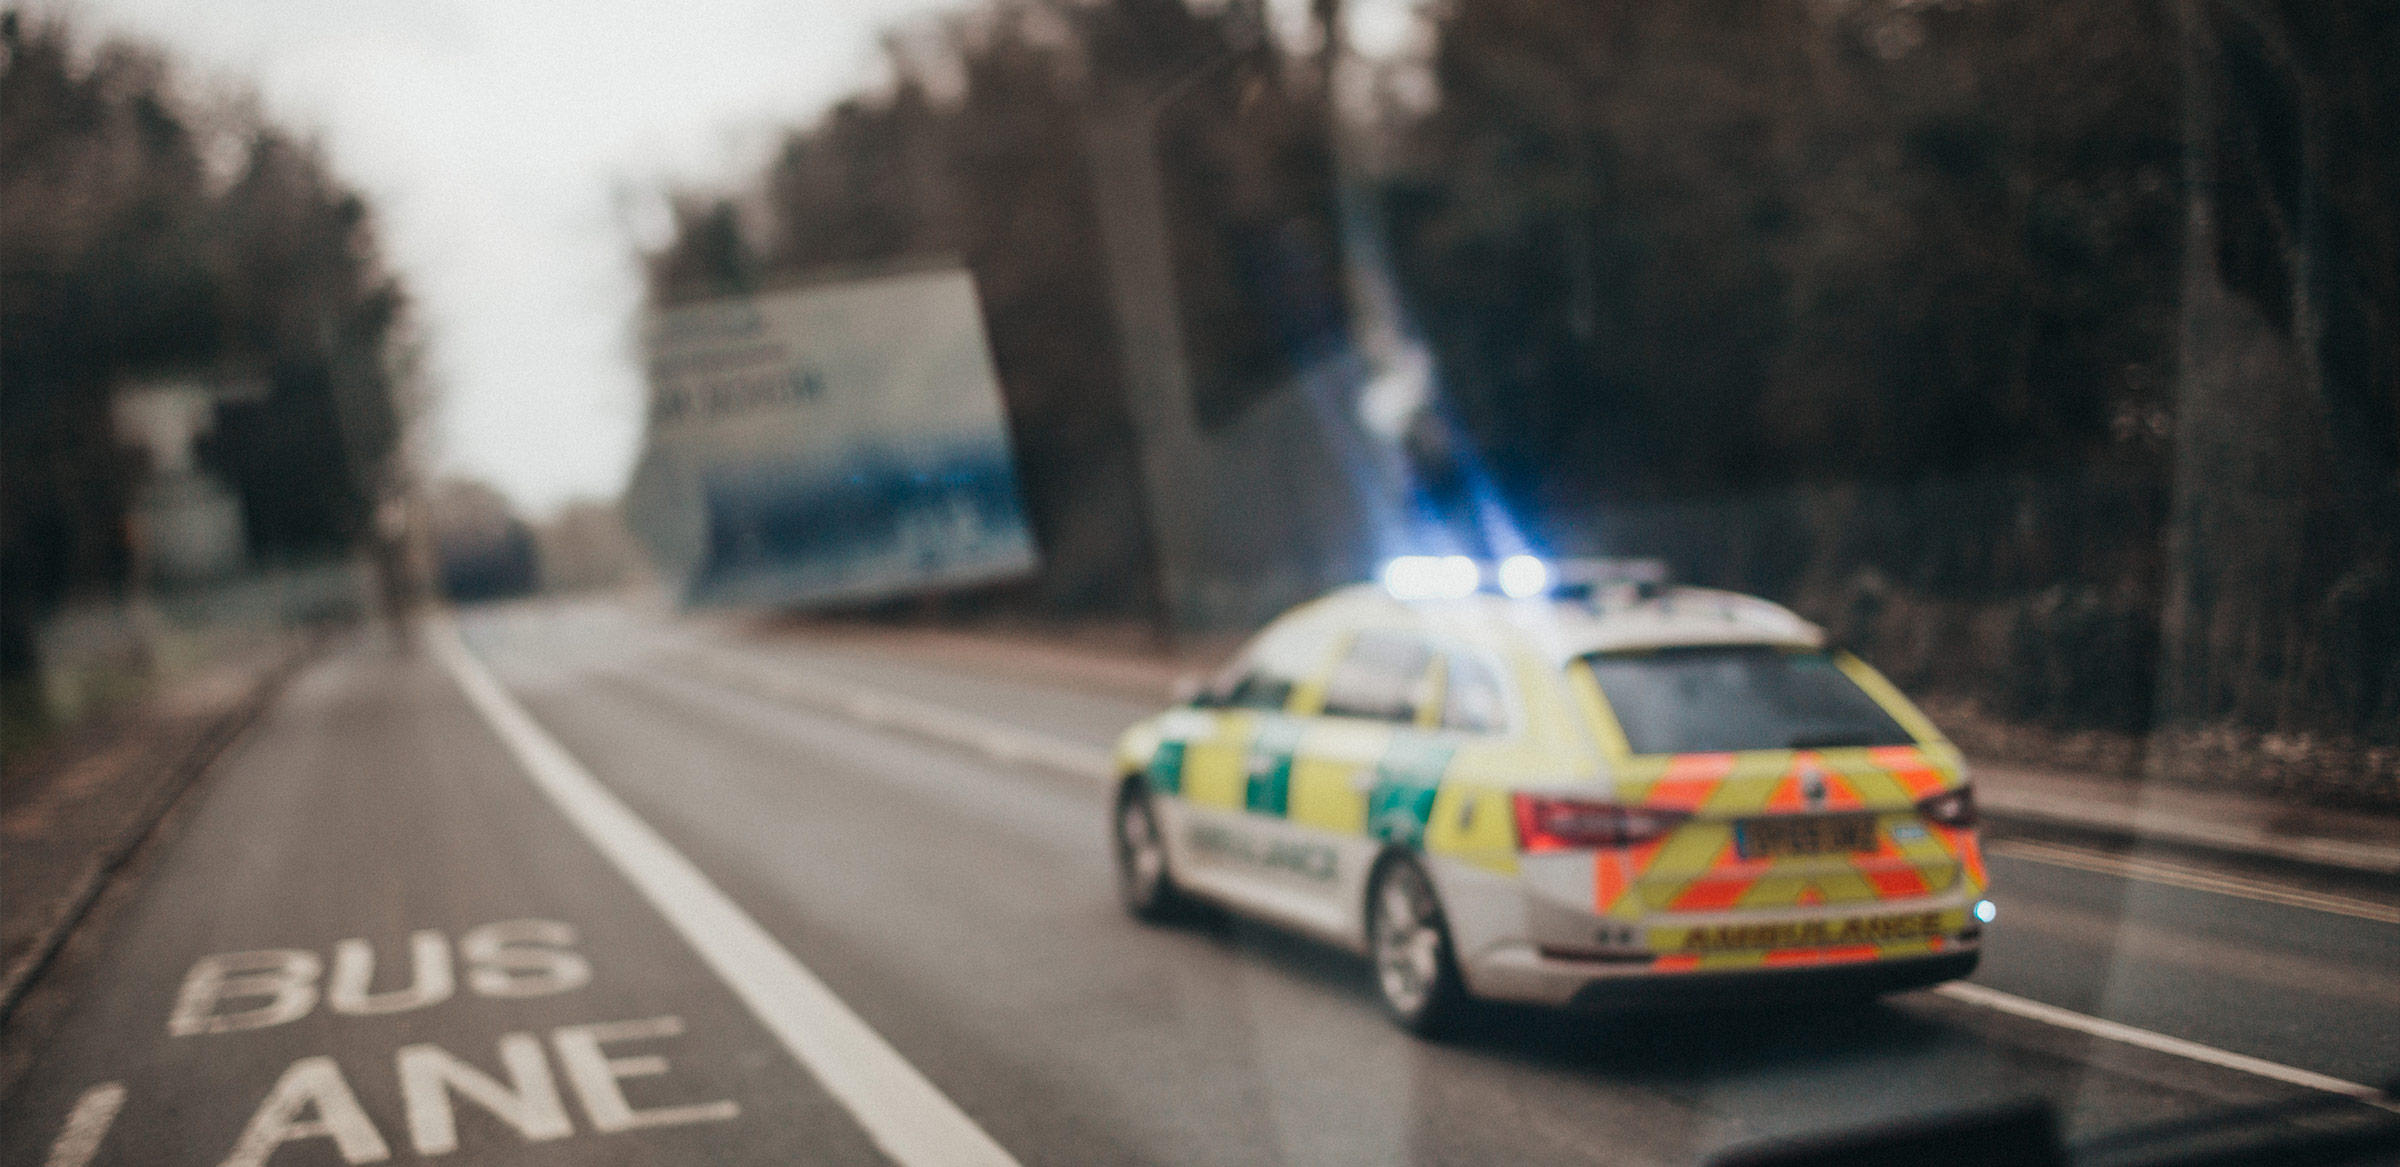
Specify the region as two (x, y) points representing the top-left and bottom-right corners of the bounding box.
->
(1461, 940), (1979, 1010)
(1565, 949), (1978, 1010)
(1439, 852), (1985, 1009)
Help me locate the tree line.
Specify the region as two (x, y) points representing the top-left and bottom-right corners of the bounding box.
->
(1, 12), (412, 728)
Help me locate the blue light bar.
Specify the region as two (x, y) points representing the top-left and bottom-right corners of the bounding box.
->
(1379, 555), (1671, 601)
(1380, 555), (1481, 600)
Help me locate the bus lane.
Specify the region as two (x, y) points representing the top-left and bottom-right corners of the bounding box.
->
(0, 643), (885, 1167)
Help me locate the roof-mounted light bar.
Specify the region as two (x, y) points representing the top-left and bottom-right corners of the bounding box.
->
(1377, 555), (1670, 601)
(1379, 555), (1483, 600)
(1543, 557), (1672, 607)
(1495, 554), (1551, 599)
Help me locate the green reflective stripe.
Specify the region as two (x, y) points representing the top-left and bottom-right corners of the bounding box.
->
(1368, 736), (1455, 846)
(1146, 740), (1186, 795)
(1244, 719), (1304, 816)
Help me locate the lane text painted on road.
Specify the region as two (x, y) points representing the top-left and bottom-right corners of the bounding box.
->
(40, 915), (737, 1166)
(41, 1083), (123, 1167)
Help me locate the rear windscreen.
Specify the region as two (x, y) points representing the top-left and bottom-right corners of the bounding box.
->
(1583, 647), (1916, 755)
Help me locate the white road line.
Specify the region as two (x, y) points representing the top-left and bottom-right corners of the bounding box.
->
(661, 646), (1118, 784)
(1932, 983), (2398, 1113)
(1987, 838), (2400, 925)
(431, 618), (1022, 1167)
(1977, 788), (2400, 875)
(43, 1082), (124, 1167)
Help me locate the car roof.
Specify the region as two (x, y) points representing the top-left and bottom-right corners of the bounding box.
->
(1308, 583), (1826, 664)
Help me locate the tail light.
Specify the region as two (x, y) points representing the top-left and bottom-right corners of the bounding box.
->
(1916, 785), (1977, 828)
(1513, 794), (1691, 852)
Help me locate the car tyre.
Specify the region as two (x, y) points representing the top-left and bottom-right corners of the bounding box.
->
(1114, 781), (1187, 923)
(1367, 853), (1473, 1037)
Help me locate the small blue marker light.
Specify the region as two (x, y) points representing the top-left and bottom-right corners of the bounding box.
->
(1380, 556), (1437, 599)
(1974, 899), (1997, 924)
(1497, 554), (1551, 599)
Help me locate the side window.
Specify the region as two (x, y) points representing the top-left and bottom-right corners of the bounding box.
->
(1205, 613), (1336, 712)
(1220, 671), (1294, 711)
(1321, 632), (1435, 723)
(1440, 653), (1511, 734)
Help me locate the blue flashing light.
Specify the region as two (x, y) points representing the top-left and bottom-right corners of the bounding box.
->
(1436, 555), (1480, 597)
(1974, 899), (1997, 924)
(1379, 556), (1437, 599)
(1381, 555), (1481, 600)
(1497, 554), (1551, 599)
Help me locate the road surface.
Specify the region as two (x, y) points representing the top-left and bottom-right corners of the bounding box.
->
(4, 598), (2395, 1166)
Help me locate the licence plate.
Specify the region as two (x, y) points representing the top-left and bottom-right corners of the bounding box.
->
(1735, 814), (1879, 859)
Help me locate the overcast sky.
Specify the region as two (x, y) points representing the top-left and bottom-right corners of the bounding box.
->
(54, 0), (1412, 516)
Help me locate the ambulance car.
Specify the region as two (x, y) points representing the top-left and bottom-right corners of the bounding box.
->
(1109, 557), (1990, 1034)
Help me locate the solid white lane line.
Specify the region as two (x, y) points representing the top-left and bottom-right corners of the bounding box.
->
(663, 647), (1118, 783)
(432, 618), (1022, 1167)
(1932, 983), (2397, 1112)
(43, 1082), (124, 1167)
(1987, 838), (2400, 925)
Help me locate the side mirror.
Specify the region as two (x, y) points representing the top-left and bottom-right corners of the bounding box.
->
(1170, 672), (1211, 707)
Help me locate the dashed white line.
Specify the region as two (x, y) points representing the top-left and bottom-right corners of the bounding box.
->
(663, 646), (1118, 783)
(1977, 786), (2400, 875)
(432, 617), (1022, 1167)
(1933, 983), (2397, 1112)
(1988, 838), (2400, 924)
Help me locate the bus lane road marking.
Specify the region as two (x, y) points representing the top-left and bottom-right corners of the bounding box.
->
(42, 1082), (123, 1167)
(40, 914), (743, 1165)
(432, 616), (1022, 1167)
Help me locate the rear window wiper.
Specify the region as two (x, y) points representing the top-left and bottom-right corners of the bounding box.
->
(1784, 730), (1887, 750)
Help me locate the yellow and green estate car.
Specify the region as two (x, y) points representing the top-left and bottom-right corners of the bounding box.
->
(1109, 559), (1990, 1034)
